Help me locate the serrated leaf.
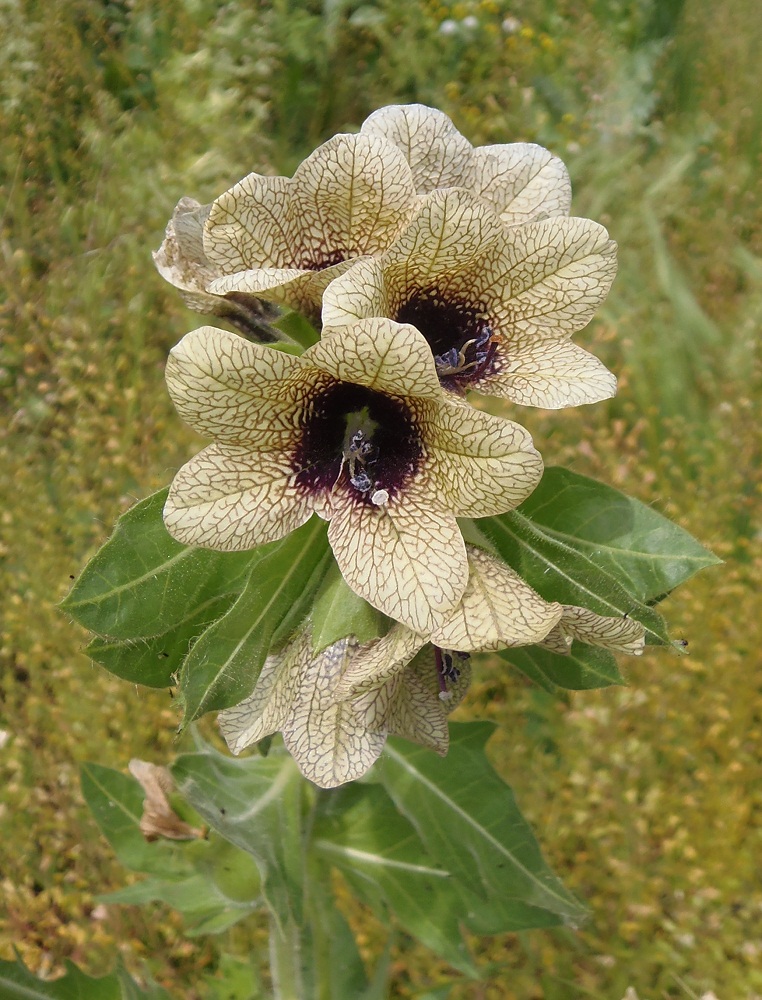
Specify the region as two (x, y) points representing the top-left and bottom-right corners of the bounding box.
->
(311, 562), (387, 654)
(477, 509), (670, 645)
(84, 593), (236, 688)
(0, 956), (170, 1000)
(517, 466), (721, 601)
(313, 783), (478, 976)
(501, 642), (625, 693)
(179, 517), (331, 723)
(80, 763), (194, 879)
(171, 742), (305, 932)
(62, 489), (256, 640)
(379, 722), (587, 930)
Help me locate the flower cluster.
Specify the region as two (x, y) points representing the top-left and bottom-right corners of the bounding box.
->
(157, 104), (640, 787)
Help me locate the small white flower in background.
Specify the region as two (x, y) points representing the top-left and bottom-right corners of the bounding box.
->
(502, 16), (521, 34)
(361, 103), (571, 226)
(323, 187), (618, 408)
(438, 18), (459, 35)
(461, 15), (479, 30)
(200, 132), (419, 319)
(163, 319), (543, 633)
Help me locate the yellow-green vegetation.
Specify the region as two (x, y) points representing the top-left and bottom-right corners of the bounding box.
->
(1, 0), (760, 996)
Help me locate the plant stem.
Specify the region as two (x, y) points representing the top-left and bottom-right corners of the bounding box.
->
(269, 914), (304, 1000)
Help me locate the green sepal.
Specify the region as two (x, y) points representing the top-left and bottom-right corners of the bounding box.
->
(310, 560), (388, 654)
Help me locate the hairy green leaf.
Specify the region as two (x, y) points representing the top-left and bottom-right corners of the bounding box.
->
(0, 956), (169, 999)
(171, 742), (305, 932)
(501, 642), (625, 693)
(380, 722), (587, 930)
(517, 466), (721, 601)
(62, 489), (256, 640)
(477, 509), (671, 645)
(310, 561), (387, 654)
(84, 593), (236, 688)
(313, 783), (479, 975)
(178, 517), (331, 723)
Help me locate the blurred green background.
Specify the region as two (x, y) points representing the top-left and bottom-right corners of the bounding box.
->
(1, 0), (760, 996)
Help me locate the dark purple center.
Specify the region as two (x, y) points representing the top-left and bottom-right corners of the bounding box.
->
(292, 381), (422, 503)
(396, 289), (498, 391)
(297, 248), (347, 271)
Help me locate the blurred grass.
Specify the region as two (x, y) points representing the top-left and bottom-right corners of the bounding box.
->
(1, 0), (760, 996)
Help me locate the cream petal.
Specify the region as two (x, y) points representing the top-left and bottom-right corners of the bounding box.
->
(381, 188), (503, 291)
(321, 258), (392, 327)
(209, 260), (358, 317)
(204, 174), (294, 272)
(218, 630), (313, 753)
(333, 623), (426, 700)
(356, 659), (450, 755)
(164, 443), (313, 551)
(424, 398), (543, 516)
(475, 340), (617, 408)
(539, 625), (573, 655)
(431, 545), (564, 651)
(288, 133), (417, 257)
(559, 606), (646, 655)
(361, 103), (473, 192)
(467, 217), (618, 344)
(467, 144), (572, 226)
(282, 637), (387, 787)
(306, 318), (441, 398)
(154, 197), (215, 295)
(165, 327), (308, 445)
(327, 494), (468, 633)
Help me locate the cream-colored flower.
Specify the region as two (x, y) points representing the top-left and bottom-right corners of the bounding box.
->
(219, 630), (385, 788)
(201, 133), (419, 319)
(163, 319), (543, 633)
(335, 543), (645, 701)
(153, 197), (278, 341)
(361, 103), (571, 226)
(322, 188), (618, 408)
(335, 544), (564, 700)
(218, 628), (470, 787)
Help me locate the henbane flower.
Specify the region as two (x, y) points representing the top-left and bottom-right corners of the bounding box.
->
(163, 319), (543, 633)
(361, 103), (571, 226)
(200, 132), (419, 319)
(153, 197), (278, 341)
(322, 187), (618, 408)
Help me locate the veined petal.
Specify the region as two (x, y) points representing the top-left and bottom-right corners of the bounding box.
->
(307, 319), (442, 398)
(209, 261), (358, 316)
(218, 630), (313, 753)
(288, 132), (417, 257)
(282, 637), (387, 787)
(467, 144), (572, 226)
(558, 606), (646, 655)
(424, 399), (543, 516)
(154, 197), (215, 295)
(321, 257), (392, 327)
(333, 623), (426, 700)
(164, 443), (313, 551)
(327, 495), (468, 633)
(431, 545), (563, 650)
(475, 340), (617, 408)
(361, 103), (473, 192)
(204, 174), (293, 272)
(357, 657), (450, 755)
(469, 217), (618, 344)
(165, 326), (307, 444)
(381, 188), (503, 289)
